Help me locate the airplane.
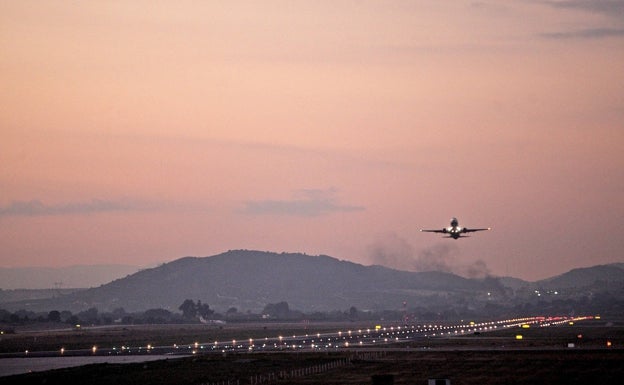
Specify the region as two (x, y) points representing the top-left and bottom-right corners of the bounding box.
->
(420, 217), (491, 239)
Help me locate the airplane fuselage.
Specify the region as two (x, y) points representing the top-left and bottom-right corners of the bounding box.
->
(441, 225), (465, 239)
(421, 217), (490, 239)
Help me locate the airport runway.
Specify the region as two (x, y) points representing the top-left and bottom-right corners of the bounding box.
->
(0, 315), (594, 361)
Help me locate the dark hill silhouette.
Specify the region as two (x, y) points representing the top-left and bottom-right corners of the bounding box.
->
(536, 263), (624, 290)
(4, 250), (504, 313)
(4, 251), (622, 315)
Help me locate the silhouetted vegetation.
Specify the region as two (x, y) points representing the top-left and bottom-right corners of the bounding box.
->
(3, 284), (624, 330)
(0, 300), (404, 327)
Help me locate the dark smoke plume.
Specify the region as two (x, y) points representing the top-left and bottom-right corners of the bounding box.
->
(366, 232), (415, 271)
(460, 259), (491, 279)
(413, 243), (458, 273)
(366, 233), (491, 279)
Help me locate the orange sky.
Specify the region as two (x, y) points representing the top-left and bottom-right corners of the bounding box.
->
(1, 1), (623, 281)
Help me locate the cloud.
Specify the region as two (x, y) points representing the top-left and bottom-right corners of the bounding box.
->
(367, 234), (491, 278)
(243, 189), (365, 217)
(537, 1), (624, 40)
(540, 27), (624, 39)
(0, 199), (149, 217)
(541, 0), (624, 17)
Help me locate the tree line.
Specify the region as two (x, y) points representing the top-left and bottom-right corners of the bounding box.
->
(0, 300), (410, 328)
(4, 293), (621, 329)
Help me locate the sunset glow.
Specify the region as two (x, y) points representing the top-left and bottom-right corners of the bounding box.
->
(1, 1), (623, 280)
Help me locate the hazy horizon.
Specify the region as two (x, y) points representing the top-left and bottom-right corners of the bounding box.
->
(0, 264), (141, 290)
(2, 1), (623, 281)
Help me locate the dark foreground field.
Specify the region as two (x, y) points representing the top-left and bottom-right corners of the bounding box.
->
(2, 320), (623, 384)
(2, 349), (623, 385)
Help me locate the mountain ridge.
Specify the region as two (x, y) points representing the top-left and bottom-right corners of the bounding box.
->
(2, 250), (622, 315)
(0, 250), (501, 312)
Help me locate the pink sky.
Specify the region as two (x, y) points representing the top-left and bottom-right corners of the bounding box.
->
(1, 1), (623, 281)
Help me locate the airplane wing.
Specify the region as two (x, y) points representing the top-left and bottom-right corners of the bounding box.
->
(420, 229), (447, 233)
(462, 227), (491, 233)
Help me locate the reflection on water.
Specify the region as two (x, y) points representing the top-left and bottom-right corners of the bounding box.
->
(0, 355), (177, 377)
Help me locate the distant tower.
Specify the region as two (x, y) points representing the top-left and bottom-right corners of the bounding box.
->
(54, 281), (63, 297)
(402, 301), (408, 324)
